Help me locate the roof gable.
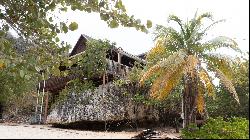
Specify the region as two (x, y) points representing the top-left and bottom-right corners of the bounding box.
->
(69, 34), (91, 57)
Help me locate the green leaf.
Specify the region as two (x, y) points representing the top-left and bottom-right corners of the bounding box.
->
(49, 17), (53, 22)
(3, 24), (9, 31)
(146, 20), (152, 28)
(69, 22), (78, 31)
(71, 5), (77, 11)
(0, 12), (4, 19)
(0, 30), (5, 37)
(115, 0), (123, 9)
(86, 8), (91, 13)
(114, 0), (126, 12)
(35, 66), (41, 72)
(24, 75), (31, 80)
(100, 13), (109, 21)
(20, 70), (25, 78)
(110, 19), (119, 28)
(62, 23), (68, 33)
(59, 7), (67, 12)
(65, 60), (73, 67)
(56, 28), (60, 33)
(99, 1), (105, 7)
(55, 37), (60, 42)
(51, 66), (60, 76)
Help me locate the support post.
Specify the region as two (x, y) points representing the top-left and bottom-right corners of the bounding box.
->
(118, 52), (121, 73)
(44, 92), (49, 124)
(102, 73), (106, 88)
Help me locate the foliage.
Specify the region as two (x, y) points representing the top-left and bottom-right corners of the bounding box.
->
(140, 12), (242, 115)
(206, 57), (249, 119)
(0, 0), (151, 40)
(181, 117), (249, 139)
(0, 33), (39, 105)
(2, 91), (37, 122)
(146, 38), (169, 68)
(55, 78), (95, 104)
(113, 79), (127, 87)
(127, 62), (144, 84)
(122, 63), (182, 110)
(0, 0), (151, 105)
(70, 39), (112, 78)
(66, 78), (95, 93)
(52, 39), (117, 105)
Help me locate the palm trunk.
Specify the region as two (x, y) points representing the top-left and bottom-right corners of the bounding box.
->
(183, 74), (197, 128)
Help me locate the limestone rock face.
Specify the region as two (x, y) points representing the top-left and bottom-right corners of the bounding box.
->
(46, 84), (159, 124)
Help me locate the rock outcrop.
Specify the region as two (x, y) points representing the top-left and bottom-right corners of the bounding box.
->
(46, 83), (159, 125)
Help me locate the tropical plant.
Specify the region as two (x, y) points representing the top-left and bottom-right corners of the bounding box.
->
(140, 12), (242, 127)
(181, 117), (249, 139)
(206, 56), (249, 119)
(69, 39), (112, 78)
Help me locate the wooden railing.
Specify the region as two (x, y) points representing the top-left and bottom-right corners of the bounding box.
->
(106, 59), (131, 77)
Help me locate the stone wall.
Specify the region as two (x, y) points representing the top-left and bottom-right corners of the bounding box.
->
(46, 83), (159, 124)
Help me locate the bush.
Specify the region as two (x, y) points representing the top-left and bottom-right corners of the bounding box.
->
(181, 117), (249, 139)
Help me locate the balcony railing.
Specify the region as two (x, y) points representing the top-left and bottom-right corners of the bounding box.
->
(106, 59), (131, 77)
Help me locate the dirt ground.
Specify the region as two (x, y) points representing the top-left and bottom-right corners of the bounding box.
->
(0, 123), (180, 139)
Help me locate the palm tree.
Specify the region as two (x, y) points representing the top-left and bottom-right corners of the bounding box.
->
(140, 12), (241, 128)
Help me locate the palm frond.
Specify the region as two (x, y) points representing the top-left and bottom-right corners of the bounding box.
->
(197, 82), (205, 113)
(150, 70), (169, 97)
(204, 53), (236, 80)
(168, 15), (186, 36)
(201, 36), (241, 53)
(215, 68), (240, 104)
(154, 25), (184, 52)
(189, 12), (213, 35)
(186, 13), (215, 44)
(202, 19), (225, 34)
(139, 63), (161, 86)
(146, 38), (169, 67)
(197, 12), (213, 22)
(140, 50), (187, 86)
(152, 61), (186, 100)
(198, 68), (215, 98)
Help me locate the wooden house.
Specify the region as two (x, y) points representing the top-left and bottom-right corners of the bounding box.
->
(39, 34), (146, 94)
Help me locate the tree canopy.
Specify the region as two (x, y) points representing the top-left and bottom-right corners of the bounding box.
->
(0, 0), (152, 104)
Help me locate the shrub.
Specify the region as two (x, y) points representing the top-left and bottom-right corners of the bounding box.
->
(181, 117), (249, 139)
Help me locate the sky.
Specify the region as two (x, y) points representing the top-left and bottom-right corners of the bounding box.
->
(57, 0), (249, 56)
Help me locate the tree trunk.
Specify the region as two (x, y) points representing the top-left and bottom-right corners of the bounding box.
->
(183, 75), (197, 128)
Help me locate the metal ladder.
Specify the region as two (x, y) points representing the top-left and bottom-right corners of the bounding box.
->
(35, 72), (46, 124)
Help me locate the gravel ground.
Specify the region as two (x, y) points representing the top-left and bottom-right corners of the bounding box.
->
(0, 123), (180, 139)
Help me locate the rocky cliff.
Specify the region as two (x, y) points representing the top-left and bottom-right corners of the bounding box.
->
(46, 83), (159, 125)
